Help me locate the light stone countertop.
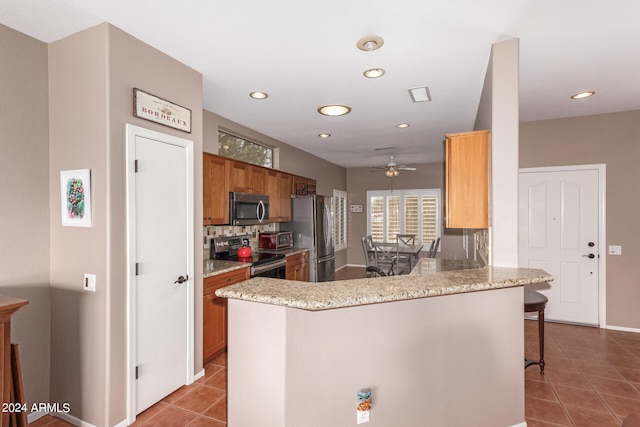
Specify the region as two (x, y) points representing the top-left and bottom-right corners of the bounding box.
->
(215, 258), (553, 311)
(203, 260), (250, 279)
(203, 248), (308, 279)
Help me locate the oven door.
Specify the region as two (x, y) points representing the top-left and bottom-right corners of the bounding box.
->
(251, 258), (287, 279)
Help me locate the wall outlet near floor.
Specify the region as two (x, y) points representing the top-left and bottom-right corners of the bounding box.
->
(357, 389), (371, 424)
(608, 245), (622, 255)
(84, 273), (96, 292)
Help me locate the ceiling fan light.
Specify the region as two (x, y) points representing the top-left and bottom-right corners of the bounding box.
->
(408, 86), (432, 103)
(385, 169), (393, 177)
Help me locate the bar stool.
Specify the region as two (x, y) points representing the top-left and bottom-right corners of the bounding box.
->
(524, 287), (548, 374)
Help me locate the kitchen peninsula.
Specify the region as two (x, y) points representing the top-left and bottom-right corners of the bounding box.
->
(216, 260), (552, 426)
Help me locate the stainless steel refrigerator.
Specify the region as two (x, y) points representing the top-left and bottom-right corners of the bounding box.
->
(285, 195), (335, 282)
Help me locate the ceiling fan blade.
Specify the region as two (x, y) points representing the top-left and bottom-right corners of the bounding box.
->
(398, 166), (416, 171)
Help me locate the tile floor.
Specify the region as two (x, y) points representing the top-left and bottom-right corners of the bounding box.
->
(32, 266), (640, 427)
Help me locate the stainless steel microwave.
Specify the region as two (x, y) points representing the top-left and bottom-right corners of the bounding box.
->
(229, 192), (269, 226)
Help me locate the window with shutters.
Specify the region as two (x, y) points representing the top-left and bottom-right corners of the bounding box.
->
(366, 189), (441, 250)
(333, 190), (348, 251)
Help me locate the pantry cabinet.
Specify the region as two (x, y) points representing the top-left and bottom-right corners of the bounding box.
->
(445, 130), (490, 228)
(203, 267), (250, 361)
(286, 251), (309, 282)
(203, 153), (229, 225)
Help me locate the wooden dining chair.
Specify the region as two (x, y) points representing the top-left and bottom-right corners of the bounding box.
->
(372, 241), (399, 276)
(395, 234), (415, 272)
(428, 237), (440, 258)
(396, 234), (415, 245)
(361, 236), (377, 275)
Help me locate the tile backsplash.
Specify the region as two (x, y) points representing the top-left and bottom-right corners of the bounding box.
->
(203, 223), (277, 259)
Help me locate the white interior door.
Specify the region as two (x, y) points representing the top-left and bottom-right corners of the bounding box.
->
(127, 125), (194, 418)
(519, 167), (602, 325)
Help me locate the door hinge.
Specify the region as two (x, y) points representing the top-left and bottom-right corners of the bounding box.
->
(135, 263), (140, 276)
(135, 365), (140, 380)
(134, 159), (139, 173)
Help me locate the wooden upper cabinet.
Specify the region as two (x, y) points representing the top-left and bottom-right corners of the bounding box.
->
(266, 170), (292, 222)
(229, 161), (265, 194)
(445, 130), (490, 229)
(202, 153), (314, 225)
(292, 175), (317, 196)
(203, 153), (229, 225)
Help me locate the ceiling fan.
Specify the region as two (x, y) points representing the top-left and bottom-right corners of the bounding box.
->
(371, 155), (417, 177)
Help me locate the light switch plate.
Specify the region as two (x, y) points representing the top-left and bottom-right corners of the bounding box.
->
(608, 245), (622, 255)
(84, 274), (96, 291)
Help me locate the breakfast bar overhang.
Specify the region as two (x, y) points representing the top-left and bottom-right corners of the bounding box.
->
(216, 260), (553, 427)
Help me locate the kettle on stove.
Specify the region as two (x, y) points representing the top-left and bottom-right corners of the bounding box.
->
(237, 239), (252, 258)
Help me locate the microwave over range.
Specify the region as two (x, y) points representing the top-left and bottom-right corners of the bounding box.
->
(229, 192), (269, 226)
(259, 231), (294, 250)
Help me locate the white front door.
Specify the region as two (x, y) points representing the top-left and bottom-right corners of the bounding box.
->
(126, 125), (194, 418)
(519, 166), (603, 325)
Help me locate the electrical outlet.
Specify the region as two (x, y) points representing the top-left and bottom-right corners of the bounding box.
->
(84, 274), (96, 292)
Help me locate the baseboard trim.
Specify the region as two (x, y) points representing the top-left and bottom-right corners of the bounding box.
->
(510, 422), (527, 427)
(194, 368), (205, 381)
(50, 411), (96, 427)
(604, 324), (640, 334)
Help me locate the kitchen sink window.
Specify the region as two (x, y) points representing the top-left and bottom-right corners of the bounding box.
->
(367, 189), (441, 247)
(218, 130), (273, 168)
(333, 189), (347, 251)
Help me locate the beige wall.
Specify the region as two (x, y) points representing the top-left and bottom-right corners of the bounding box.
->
(203, 110), (348, 267)
(345, 162), (475, 265)
(49, 23), (203, 426)
(0, 23), (51, 410)
(520, 110), (640, 329)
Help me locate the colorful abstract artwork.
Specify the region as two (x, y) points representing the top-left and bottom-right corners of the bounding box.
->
(60, 169), (92, 227)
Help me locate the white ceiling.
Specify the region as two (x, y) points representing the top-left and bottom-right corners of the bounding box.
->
(2, 0), (639, 168)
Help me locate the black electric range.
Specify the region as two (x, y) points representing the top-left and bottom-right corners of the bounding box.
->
(210, 235), (286, 277)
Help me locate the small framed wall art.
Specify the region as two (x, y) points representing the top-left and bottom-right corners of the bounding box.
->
(60, 169), (92, 227)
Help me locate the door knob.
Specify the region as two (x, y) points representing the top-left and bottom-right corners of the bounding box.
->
(174, 275), (189, 284)
(582, 254), (595, 259)
(588, 242), (595, 247)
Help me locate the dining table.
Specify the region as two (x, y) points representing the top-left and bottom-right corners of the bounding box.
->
(368, 242), (424, 273)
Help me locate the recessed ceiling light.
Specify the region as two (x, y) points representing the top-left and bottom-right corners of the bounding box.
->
(249, 91), (268, 99)
(363, 68), (386, 78)
(408, 86), (432, 103)
(570, 91), (595, 99)
(396, 123), (410, 128)
(317, 104), (351, 117)
(356, 36), (384, 52)
(318, 133), (331, 138)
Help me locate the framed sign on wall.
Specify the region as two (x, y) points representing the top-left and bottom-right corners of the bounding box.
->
(133, 88), (192, 133)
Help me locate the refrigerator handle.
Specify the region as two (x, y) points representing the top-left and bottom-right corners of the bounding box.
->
(323, 203), (331, 248)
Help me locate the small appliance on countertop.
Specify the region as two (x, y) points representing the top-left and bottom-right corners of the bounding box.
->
(210, 234), (286, 278)
(258, 231), (294, 250)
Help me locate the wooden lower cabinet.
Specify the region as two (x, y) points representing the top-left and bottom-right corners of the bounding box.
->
(286, 251), (309, 282)
(203, 267), (249, 362)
